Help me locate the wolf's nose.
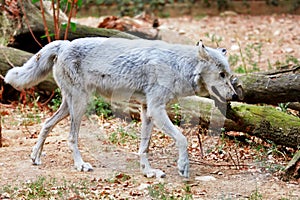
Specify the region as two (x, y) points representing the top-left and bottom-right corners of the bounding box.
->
(232, 93), (239, 101)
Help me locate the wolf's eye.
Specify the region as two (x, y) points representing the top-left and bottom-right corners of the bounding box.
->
(220, 72), (225, 78)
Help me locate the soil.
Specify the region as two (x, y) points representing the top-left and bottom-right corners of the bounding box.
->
(1, 15), (300, 199)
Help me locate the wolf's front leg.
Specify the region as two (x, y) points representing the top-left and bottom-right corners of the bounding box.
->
(139, 105), (166, 178)
(149, 105), (190, 178)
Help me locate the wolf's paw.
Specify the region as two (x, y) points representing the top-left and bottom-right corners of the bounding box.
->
(75, 162), (94, 172)
(31, 157), (42, 165)
(31, 150), (42, 165)
(143, 168), (166, 178)
(178, 158), (190, 178)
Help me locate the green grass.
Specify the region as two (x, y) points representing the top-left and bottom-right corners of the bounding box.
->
(109, 125), (138, 144)
(147, 183), (193, 200)
(86, 96), (113, 119)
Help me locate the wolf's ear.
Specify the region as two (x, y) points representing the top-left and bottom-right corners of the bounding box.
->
(217, 48), (227, 56)
(197, 40), (209, 61)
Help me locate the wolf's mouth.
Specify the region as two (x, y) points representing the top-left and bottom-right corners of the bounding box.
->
(211, 86), (226, 103)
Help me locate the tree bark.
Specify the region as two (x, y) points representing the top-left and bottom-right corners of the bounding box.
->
(238, 68), (300, 105)
(226, 102), (300, 148)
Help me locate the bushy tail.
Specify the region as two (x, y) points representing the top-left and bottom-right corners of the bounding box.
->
(4, 40), (70, 90)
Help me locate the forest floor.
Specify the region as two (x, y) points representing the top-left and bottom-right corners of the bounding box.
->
(1, 15), (300, 199)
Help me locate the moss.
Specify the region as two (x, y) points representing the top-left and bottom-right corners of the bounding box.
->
(232, 103), (300, 132)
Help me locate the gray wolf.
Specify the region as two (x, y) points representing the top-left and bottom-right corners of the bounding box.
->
(5, 37), (238, 178)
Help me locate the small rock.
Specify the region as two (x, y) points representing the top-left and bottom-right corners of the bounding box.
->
(102, 123), (111, 128)
(231, 44), (239, 51)
(284, 48), (294, 53)
(273, 30), (281, 36)
(195, 175), (217, 181)
(137, 183), (150, 190)
(217, 171), (224, 176)
(220, 11), (238, 17)
(178, 29), (186, 35)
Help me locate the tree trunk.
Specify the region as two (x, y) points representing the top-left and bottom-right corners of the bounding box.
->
(1, 0), (137, 53)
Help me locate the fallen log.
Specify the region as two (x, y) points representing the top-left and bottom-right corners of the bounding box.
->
(0, 46), (56, 103)
(113, 96), (300, 148)
(239, 69), (300, 105)
(226, 102), (300, 148)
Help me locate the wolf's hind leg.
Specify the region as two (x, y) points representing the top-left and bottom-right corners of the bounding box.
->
(31, 98), (69, 165)
(148, 104), (189, 178)
(68, 92), (93, 172)
(139, 105), (166, 178)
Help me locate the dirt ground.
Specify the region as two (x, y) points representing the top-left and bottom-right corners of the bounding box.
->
(1, 15), (300, 199)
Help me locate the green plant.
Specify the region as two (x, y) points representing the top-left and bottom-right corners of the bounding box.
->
(278, 102), (290, 113)
(50, 88), (62, 111)
(205, 33), (223, 46)
(24, 176), (50, 199)
(86, 96), (112, 119)
(285, 55), (299, 65)
(171, 103), (182, 126)
(228, 54), (240, 68)
(233, 42), (263, 74)
(27, 0), (81, 44)
(244, 43), (262, 72)
(109, 126), (137, 144)
(148, 183), (193, 200)
(249, 187), (263, 200)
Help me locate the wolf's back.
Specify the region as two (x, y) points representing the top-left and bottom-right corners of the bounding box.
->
(4, 40), (69, 90)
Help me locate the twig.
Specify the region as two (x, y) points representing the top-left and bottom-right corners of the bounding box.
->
(24, 124), (33, 136)
(234, 148), (241, 169)
(19, 0), (43, 47)
(51, 0), (58, 40)
(39, 0), (51, 43)
(0, 112), (2, 148)
(265, 65), (300, 76)
(197, 128), (204, 159)
(1, 48), (14, 67)
(228, 149), (238, 170)
(190, 159), (252, 168)
(64, 0), (75, 40)
(51, 0), (61, 40)
(40, 90), (55, 106)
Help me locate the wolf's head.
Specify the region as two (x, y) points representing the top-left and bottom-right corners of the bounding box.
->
(195, 41), (243, 104)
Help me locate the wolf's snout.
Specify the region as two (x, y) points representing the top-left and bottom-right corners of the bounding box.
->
(230, 76), (244, 101)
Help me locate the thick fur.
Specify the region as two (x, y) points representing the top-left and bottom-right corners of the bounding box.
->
(5, 37), (236, 178)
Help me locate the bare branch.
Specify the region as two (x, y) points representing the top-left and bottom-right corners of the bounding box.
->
(39, 0), (51, 43)
(19, 0), (43, 48)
